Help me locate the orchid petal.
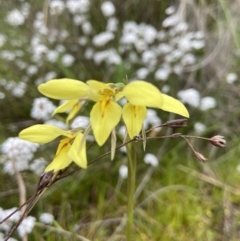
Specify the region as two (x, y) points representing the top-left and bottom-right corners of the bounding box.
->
(123, 81), (163, 108)
(90, 101), (121, 146)
(161, 94), (189, 117)
(38, 79), (89, 100)
(45, 138), (72, 172)
(52, 99), (80, 116)
(19, 125), (73, 144)
(122, 103), (147, 139)
(68, 133), (87, 168)
(87, 80), (113, 102)
(66, 102), (81, 125)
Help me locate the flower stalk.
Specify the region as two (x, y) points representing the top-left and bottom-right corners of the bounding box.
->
(126, 140), (137, 241)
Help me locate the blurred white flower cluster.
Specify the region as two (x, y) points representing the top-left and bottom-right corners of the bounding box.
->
(177, 88), (217, 111)
(0, 137), (45, 175)
(31, 97), (56, 121)
(0, 0), (207, 111)
(0, 207), (35, 239)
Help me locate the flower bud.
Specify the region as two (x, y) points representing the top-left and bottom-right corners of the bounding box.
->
(210, 135), (226, 148)
(194, 151), (207, 163)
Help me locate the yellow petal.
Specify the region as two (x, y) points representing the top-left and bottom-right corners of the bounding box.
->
(45, 138), (72, 172)
(87, 80), (112, 102)
(38, 79), (89, 100)
(66, 102), (81, 125)
(68, 133), (87, 168)
(122, 103), (147, 139)
(161, 94), (189, 117)
(123, 81), (163, 108)
(19, 124), (73, 144)
(90, 101), (122, 146)
(52, 99), (80, 116)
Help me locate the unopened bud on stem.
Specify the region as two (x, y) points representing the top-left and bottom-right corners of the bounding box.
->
(210, 135), (226, 148)
(194, 151), (207, 163)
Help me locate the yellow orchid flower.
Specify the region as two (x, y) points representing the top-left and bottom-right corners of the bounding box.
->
(37, 79), (189, 146)
(122, 81), (189, 138)
(87, 80), (123, 146)
(19, 125), (87, 172)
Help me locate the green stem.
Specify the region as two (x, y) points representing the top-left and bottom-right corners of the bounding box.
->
(126, 141), (136, 241)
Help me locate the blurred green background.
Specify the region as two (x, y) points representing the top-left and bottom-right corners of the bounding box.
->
(0, 0), (240, 240)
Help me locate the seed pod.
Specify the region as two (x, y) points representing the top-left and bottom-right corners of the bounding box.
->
(164, 119), (188, 128)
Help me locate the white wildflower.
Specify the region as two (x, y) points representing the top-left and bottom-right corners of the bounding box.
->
(39, 213), (54, 224)
(158, 43), (173, 55)
(92, 32), (114, 47)
(174, 22), (188, 33)
(136, 68), (149, 79)
(173, 64), (183, 75)
(44, 120), (67, 129)
(106, 17), (118, 32)
(84, 48), (94, 59)
(177, 88), (201, 108)
(194, 122), (206, 134)
(71, 116), (90, 129)
(0, 92), (5, 99)
(0, 34), (6, 47)
(135, 39), (147, 52)
(178, 36), (192, 52)
(11, 82), (27, 97)
(101, 1), (115, 17)
(165, 6), (175, 15)
(45, 71), (57, 81)
(161, 85), (170, 93)
(29, 157), (47, 175)
(142, 50), (157, 66)
(119, 165), (128, 179)
(165, 49), (183, 63)
(73, 15), (86, 26)
(61, 54), (75, 67)
(144, 153), (158, 167)
(1, 51), (15, 61)
(155, 67), (171, 81)
(157, 30), (166, 41)
(181, 53), (196, 65)
(162, 13), (179, 28)
(139, 24), (157, 44)
(31, 97), (56, 121)
(106, 51), (121, 65)
(17, 216), (36, 238)
(55, 44), (66, 53)
(66, 0), (90, 14)
(49, 0), (65, 15)
(118, 125), (126, 138)
(191, 40), (205, 49)
(82, 21), (92, 35)
(59, 30), (69, 40)
(6, 9), (25, 26)
(26, 65), (38, 75)
(144, 109), (161, 129)
(93, 49), (121, 65)
(199, 97), (216, 111)
(226, 73), (238, 84)
(1, 137), (39, 174)
(194, 31), (204, 39)
(78, 36), (87, 46)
